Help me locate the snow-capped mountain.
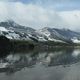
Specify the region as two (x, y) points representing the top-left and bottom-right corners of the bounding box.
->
(39, 27), (80, 43)
(0, 20), (80, 43)
(0, 20), (37, 40)
(0, 20), (36, 34)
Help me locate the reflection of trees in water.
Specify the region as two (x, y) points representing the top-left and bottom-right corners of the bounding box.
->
(0, 48), (80, 74)
(48, 48), (74, 66)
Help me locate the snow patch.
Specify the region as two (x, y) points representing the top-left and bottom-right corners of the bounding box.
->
(71, 37), (80, 43)
(0, 27), (8, 32)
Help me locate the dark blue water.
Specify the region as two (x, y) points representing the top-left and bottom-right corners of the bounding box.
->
(0, 48), (80, 80)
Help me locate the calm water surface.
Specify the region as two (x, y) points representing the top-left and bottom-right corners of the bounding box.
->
(0, 48), (80, 80)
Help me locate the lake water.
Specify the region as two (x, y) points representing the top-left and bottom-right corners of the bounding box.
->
(0, 48), (80, 80)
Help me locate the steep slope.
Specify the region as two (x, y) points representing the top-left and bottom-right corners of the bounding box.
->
(0, 20), (35, 33)
(0, 20), (47, 41)
(0, 20), (80, 43)
(39, 27), (80, 43)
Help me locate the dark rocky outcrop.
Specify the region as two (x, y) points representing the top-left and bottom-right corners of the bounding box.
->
(0, 36), (11, 53)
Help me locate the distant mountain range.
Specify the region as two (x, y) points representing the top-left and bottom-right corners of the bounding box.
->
(0, 20), (80, 43)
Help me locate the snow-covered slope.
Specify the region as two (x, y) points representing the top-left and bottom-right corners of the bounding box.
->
(39, 27), (80, 43)
(71, 37), (80, 43)
(0, 26), (31, 40)
(0, 20), (48, 41)
(0, 27), (8, 32)
(0, 20), (80, 43)
(38, 27), (65, 42)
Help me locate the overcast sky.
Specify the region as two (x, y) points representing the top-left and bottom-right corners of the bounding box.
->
(0, 0), (80, 31)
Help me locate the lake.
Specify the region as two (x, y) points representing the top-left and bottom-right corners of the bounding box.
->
(0, 48), (80, 80)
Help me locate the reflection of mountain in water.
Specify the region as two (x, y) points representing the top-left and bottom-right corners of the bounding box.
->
(0, 48), (80, 74)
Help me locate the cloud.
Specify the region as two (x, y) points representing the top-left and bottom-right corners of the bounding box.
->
(0, 0), (18, 1)
(22, 0), (80, 11)
(0, 2), (65, 28)
(0, 2), (79, 31)
(0, 0), (80, 11)
(59, 11), (80, 30)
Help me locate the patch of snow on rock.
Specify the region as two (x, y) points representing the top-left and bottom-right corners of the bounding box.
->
(0, 27), (8, 32)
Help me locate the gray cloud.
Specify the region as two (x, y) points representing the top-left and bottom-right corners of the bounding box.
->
(0, 2), (79, 31)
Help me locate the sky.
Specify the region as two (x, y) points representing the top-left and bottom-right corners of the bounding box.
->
(0, 0), (80, 31)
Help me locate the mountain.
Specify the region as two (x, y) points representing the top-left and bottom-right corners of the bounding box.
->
(0, 20), (47, 41)
(39, 27), (80, 43)
(0, 20), (80, 43)
(0, 20), (35, 33)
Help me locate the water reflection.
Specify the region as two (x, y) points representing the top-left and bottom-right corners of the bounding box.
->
(0, 48), (80, 75)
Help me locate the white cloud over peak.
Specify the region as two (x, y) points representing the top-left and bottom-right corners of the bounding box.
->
(0, 2), (79, 31)
(59, 11), (80, 30)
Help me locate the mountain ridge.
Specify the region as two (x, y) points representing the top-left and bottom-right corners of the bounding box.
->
(0, 20), (80, 43)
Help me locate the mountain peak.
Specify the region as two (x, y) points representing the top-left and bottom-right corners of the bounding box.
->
(62, 28), (70, 31)
(6, 19), (19, 27)
(0, 19), (21, 28)
(6, 19), (15, 23)
(41, 27), (51, 31)
(2, 19), (17, 25)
